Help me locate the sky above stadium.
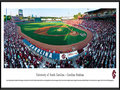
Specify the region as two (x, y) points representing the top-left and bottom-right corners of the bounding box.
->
(4, 8), (100, 17)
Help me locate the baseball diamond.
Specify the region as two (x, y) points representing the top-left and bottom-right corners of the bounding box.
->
(17, 22), (92, 52)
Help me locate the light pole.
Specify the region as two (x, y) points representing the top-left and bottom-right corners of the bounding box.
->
(6, 8), (7, 22)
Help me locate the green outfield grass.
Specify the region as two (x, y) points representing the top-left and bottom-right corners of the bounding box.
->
(17, 22), (87, 45)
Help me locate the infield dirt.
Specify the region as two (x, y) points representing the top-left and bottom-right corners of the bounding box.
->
(34, 25), (79, 36)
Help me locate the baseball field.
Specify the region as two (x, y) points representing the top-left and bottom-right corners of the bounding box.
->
(17, 22), (87, 45)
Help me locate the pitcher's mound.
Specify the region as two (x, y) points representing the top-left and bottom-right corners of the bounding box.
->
(57, 29), (62, 31)
(69, 31), (79, 36)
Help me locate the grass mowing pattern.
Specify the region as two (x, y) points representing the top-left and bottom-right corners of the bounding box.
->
(17, 22), (87, 45)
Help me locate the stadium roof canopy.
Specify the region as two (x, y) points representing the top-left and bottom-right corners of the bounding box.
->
(85, 8), (116, 14)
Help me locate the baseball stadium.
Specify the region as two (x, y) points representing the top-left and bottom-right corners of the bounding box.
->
(4, 8), (116, 68)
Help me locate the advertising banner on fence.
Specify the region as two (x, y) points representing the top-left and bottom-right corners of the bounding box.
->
(67, 51), (79, 59)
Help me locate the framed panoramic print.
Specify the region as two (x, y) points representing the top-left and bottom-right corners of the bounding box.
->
(1, 1), (119, 89)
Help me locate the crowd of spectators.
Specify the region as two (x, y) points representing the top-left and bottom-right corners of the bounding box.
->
(4, 17), (116, 68)
(4, 20), (61, 68)
(73, 18), (116, 68)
